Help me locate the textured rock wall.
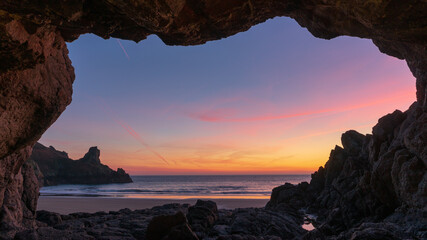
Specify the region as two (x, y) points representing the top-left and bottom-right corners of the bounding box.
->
(0, 16), (74, 160)
(0, 0), (426, 238)
(0, 146), (39, 239)
(0, 12), (74, 235)
(267, 102), (426, 238)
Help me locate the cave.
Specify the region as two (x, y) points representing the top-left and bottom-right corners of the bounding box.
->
(0, 0), (425, 239)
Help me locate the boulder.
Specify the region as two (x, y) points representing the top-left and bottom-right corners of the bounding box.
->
(146, 211), (198, 240)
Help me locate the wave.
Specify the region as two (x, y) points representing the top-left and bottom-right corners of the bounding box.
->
(40, 174), (310, 198)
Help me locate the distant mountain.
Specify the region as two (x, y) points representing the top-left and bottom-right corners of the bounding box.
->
(29, 143), (132, 186)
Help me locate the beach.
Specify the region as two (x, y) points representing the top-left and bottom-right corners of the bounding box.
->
(37, 174), (310, 214)
(37, 196), (269, 214)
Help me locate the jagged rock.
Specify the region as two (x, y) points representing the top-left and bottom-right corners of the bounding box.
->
(80, 147), (101, 165)
(29, 143), (132, 186)
(341, 130), (365, 155)
(267, 102), (427, 238)
(266, 182), (310, 212)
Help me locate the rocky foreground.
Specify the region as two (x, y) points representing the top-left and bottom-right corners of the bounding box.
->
(15, 200), (306, 240)
(29, 143), (132, 186)
(15, 197), (424, 240)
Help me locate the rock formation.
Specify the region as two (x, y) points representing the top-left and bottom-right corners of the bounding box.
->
(0, 0), (426, 238)
(0, 147), (39, 239)
(29, 143), (132, 186)
(13, 200), (306, 240)
(267, 103), (426, 238)
(146, 211), (198, 240)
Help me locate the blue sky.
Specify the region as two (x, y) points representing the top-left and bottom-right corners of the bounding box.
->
(40, 17), (415, 174)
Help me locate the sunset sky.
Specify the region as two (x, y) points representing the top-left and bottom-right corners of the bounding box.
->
(39, 17), (415, 175)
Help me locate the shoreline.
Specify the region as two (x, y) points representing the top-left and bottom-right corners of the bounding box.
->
(37, 196), (270, 214)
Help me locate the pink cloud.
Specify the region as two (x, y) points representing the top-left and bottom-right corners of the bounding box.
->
(187, 89), (414, 123)
(187, 108), (237, 122)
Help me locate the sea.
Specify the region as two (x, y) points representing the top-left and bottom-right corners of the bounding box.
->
(40, 175), (311, 199)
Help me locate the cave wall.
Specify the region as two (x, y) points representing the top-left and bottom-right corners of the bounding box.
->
(0, 13), (74, 236)
(0, 0), (426, 237)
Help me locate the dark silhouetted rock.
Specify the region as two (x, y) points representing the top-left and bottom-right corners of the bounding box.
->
(266, 182), (310, 212)
(335, 222), (408, 240)
(146, 211), (198, 240)
(228, 208), (306, 240)
(266, 103), (427, 239)
(30, 143), (132, 186)
(187, 199), (219, 237)
(14, 227), (94, 240)
(217, 235), (281, 240)
(36, 210), (62, 226)
(80, 147), (101, 165)
(13, 201), (310, 240)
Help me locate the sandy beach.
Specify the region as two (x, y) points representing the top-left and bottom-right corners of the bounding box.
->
(37, 196), (269, 214)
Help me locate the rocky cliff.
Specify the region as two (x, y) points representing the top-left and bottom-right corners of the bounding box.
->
(267, 102), (426, 239)
(29, 143), (132, 186)
(0, 0), (426, 238)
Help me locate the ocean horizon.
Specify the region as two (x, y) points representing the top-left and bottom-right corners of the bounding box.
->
(40, 174), (311, 199)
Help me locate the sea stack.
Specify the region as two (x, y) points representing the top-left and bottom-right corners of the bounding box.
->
(29, 143), (133, 186)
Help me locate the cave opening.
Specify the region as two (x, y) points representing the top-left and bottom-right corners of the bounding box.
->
(39, 17), (416, 177)
(0, 1), (425, 238)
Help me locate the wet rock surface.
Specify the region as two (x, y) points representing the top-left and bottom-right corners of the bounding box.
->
(29, 143), (132, 186)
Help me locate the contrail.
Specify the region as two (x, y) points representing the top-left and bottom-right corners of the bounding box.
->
(116, 39), (130, 60)
(97, 99), (171, 165)
(114, 119), (172, 165)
